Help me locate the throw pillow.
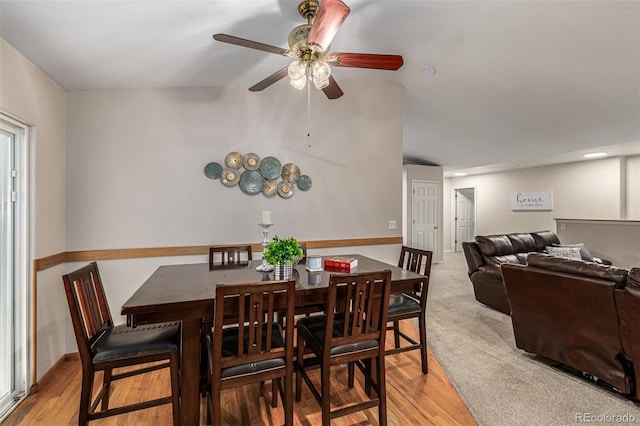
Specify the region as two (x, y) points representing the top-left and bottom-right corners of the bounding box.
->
(551, 242), (595, 262)
(546, 246), (582, 260)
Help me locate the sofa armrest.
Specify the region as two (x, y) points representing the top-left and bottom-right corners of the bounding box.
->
(462, 242), (484, 275)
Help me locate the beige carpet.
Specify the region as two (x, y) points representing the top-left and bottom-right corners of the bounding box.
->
(425, 252), (640, 426)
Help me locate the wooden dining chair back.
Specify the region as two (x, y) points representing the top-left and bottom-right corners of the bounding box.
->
(387, 246), (433, 373)
(208, 244), (252, 269)
(62, 262), (180, 425)
(295, 270), (392, 426)
(207, 280), (295, 426)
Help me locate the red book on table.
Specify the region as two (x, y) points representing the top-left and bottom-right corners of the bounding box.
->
(323, 256), (358, 272)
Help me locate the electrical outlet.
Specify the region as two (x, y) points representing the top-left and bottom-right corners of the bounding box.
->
(388, 220), (397, 230)
(560, 223), (566, 230)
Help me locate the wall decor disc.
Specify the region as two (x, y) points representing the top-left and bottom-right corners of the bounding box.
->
(204, 162), (223, 179)
(243, 153), (261, 170)
(259, 156), (282, 180)
(221, 168), (240, 186)
(239, 170), (264, 195)
(297, 174), (312, 191)
(278, 181), (294, 198)
(262, 179), (278, 197)
(224, 152), (244, 169)
(281, 163), (301, 183)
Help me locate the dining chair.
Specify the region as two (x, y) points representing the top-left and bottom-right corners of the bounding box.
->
(202, 244), (255, 391)
(62, 262), (180, 425)
(295, 270), (392, 426)
(208, 244), (253, 269)
(206, 279), (295, 426)
(386, 246), (432, 374)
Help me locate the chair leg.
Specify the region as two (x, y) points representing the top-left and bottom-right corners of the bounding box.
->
(100, 368), (112, 411)
(348, 362), (355, 388)
(418, 313), (428, 374)
(170, 352), (181, 426)
(321, 365), (331, 426)
(211, 381), (221, 426)
(272, 378), (278, 408)
(377, 355), (388, 426)
(393, 320), (401, 348)
(78, 370), (94, 426)
(284, 370), (293, 426)
(295, 341), (304, 401)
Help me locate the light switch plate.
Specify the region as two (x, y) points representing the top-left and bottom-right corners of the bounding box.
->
(388, 220), (397, 230)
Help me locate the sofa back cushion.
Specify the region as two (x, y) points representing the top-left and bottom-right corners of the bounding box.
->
(507, 233), (537, 253)
(531, 230), (560, 251)
(476, 235), (513, 256)
(527, 253), (628, 285)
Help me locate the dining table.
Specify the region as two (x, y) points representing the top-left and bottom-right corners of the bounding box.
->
(121, 254), (426, 426)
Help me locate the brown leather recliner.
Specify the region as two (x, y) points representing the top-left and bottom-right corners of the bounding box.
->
(462, 230), (559, 314)
(502, 253), (635, 396)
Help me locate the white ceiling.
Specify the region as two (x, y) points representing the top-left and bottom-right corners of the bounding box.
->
(1, 0), (639, 175)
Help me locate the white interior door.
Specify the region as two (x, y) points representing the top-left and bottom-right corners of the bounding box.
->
(411, 181), (438, 258)
(455, 188), (475, 252)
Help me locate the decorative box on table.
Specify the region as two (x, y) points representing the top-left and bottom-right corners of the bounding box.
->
(323, 256), (358, 272)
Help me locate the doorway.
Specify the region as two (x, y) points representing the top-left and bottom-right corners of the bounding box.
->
(411, 180), (438, 261)
(454, 188), (475, 252)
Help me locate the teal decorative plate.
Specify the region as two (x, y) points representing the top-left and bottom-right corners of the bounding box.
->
(260, 156), (282, 180)
(297, 175), (312, 191)
(204, 162), (223, 179)
(239, 170), (264, 195)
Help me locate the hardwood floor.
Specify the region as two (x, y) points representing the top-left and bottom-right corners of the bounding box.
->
(4, 322), (476, 425)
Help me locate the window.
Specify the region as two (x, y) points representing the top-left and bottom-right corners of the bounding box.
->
(0, 115), (29, 420)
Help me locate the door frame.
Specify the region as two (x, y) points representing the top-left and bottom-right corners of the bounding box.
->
(451, 186), (477, 252)
(0, 114), (31, 421)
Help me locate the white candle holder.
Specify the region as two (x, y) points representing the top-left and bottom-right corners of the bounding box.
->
(256, 223), (274, 272)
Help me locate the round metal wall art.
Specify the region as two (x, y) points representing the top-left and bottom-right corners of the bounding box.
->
(224, 152), (244, 169)
(239, 170), (264, 195)
(204, 162), (222, 179)
(281, 163), (301, 183)
(204, 152), (311, 199)
(243, 153), (261, 170)
(260, 156), (282, 180)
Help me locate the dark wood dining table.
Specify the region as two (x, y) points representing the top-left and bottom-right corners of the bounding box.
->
(121, 254), (426, 426)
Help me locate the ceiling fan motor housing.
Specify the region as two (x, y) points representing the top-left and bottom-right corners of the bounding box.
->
(298, 1), (319, 22)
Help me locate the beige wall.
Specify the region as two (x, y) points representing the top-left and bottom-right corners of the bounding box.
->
(444, 156), (639, 253)
(65, 83), (405, 337)
(0, 39), (66, 381)
(627, 155), (640, 218)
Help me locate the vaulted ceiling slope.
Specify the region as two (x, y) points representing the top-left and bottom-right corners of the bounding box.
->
(1, 0), (638, 173)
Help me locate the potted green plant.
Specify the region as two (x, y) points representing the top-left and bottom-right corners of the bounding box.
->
(263, 235), (303, 279)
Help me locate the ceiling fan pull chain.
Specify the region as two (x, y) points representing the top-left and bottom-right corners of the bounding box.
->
(307, 75), (312, 148)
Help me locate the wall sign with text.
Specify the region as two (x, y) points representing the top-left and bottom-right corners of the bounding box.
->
(511, 190), (553, 211)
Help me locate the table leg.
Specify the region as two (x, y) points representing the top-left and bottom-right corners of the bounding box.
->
(181, 318), (201, 426)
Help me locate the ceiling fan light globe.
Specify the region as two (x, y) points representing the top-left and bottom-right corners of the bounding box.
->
(312, 60), (331, 80)
(290, 76), (307, 90)
(288, 60), (307, 80)
(313, 77), (330, 90)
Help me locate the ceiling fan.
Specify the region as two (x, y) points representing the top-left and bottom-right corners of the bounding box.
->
(213, 0), (404, 100)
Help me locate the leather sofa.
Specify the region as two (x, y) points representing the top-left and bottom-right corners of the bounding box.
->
(502, 253), (638, 397)
(462, 231), (560, 314)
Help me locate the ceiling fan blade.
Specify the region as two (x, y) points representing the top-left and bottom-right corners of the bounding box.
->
(327, 53), (404, 70)
(213, 34), (292, 56)
(307, 0), (350, 52)
(322, 76), (344, 99)
(248, 67), (289, 92)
